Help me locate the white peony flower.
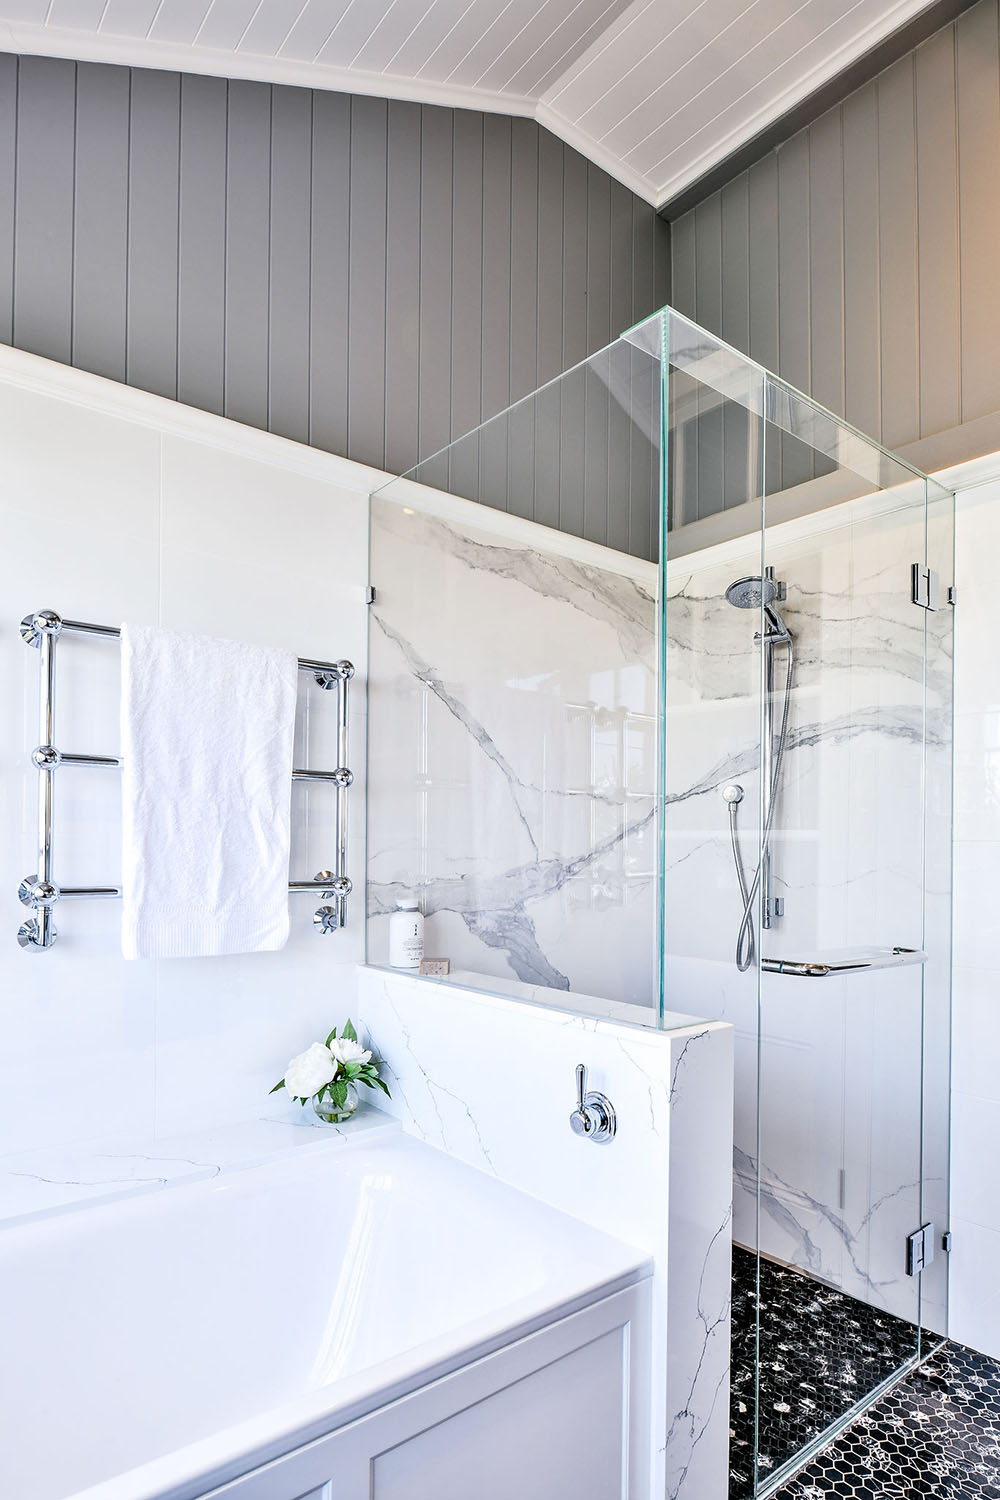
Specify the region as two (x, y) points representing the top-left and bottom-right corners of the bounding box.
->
(283, 1041), (337, 1099)
(330, 1037), (372, 1067)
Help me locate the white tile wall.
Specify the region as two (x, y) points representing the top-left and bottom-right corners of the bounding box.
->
(949, 470), (1000, 1358)
(0, 348), (377, 1193)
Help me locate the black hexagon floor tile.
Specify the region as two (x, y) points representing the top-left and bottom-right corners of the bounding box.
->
(731, 1245), (920, 1498)
(774, 1342), (1000, 1499)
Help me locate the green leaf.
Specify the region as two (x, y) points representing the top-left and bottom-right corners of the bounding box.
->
(269, 1079), (285, 1094)
(330, 1081), (348, 1108)
(374, 1077), (392, 1097)
(324, 1026), (338, 1047)
(342, 1019), (358, 1043)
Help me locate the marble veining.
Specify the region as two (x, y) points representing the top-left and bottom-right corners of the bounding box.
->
(367, 495), (658, 1007)
(357, 966), (735, 1500)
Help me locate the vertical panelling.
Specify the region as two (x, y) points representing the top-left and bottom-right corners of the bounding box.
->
(695, 194), (723, 522)
(73, 63), (130, 382)
(417, 105), (454, 464)
(670, 211), (696, 317)
(721, 175), (750, 511)
(877, 56), (920, 451)
(631, 198), (654, 338)
(481, 114), (512, 510)
(507, 116), (537, 522)
(584, 163), (612, 545)
(508, 117), (538, 404)
(308, 89), (350, 457)
(609, 179), (635, 340)
(1, 55), (672, 555)
(127, 67), (181, 400)
(449, 108), (483, 476)
(776, 132), (812, 489)
(956, 0), (1000, 423)
(383, 99), (422, 476)
(14, 56), (76, 365)
(346, 94), (388, 468)
(177, 73), (227, 415)
(747, 155), (779, 497)
(915, 26), (962, 439)
(268, 85), (312, 445)
(807, 109), (845, 422)
(842, 82), (881, 439)
(225, 79), (271, 434)
(535, 126), (564, 391)
(481, 114), (512, 420)
(559, 145), (588, 539)
(0, 54), (14, 344)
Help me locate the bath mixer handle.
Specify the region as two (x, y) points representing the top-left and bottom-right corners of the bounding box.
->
(569, 1063), (616, 1144)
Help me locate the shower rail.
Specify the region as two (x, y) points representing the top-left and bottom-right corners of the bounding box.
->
(16, 609), (354, 951)
(761, 947), (927, 977)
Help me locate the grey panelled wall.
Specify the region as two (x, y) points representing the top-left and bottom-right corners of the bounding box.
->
(0, 51), (669, 554)
(670, 0), (1000, 524)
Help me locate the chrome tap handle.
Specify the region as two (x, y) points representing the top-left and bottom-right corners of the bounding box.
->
(569, 1063), (617, 1144)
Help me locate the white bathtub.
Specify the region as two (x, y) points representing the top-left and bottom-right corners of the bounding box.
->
(2, 1127), (651, 1500)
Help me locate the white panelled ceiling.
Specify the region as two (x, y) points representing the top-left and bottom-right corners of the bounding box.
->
(0, 0), (944, 205)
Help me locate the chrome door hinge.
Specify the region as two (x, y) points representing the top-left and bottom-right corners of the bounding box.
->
(942, 1230), (953, 1254)
(911, 564), (940, 611)
(906, 1222), (936, 1276)
(366, 585), (376, 604)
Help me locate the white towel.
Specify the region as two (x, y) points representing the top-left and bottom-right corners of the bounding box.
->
(120, 624), (299, 960)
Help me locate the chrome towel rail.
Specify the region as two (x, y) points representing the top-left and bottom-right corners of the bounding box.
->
(17, 609), (354, 951)
(762, 947), (927, 978)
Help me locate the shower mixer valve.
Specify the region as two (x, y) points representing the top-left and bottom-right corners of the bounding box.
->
(569, 1063), (617, 1143)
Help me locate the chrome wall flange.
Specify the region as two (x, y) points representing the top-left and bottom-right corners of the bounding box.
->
(569, 1063), (617, 1143)
(17, 918), (57, 950)
(18, 875), (60, 907)
(314, 660), (355, 690)
(19, 610), (62, 648)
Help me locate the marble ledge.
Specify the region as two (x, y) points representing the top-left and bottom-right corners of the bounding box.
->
(364, 962), (712, 1038)
(0, 1107), (398, 1230)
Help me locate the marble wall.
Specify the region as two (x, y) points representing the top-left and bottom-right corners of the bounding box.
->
(366, 488), (660, 1012)
(367, 471), (954, 1335)
(663, 486), (953, 1331)
(356, 965), (734, 1500)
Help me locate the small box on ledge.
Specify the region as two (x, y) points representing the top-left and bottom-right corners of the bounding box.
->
(419, 958), (451, 976)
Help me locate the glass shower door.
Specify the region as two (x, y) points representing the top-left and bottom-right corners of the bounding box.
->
(750, 387), (954, 1495)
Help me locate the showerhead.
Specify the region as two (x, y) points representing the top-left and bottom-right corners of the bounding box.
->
(725, 575), (779, 610)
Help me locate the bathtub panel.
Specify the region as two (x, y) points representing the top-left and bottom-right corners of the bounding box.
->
(198, 1285), (646, 1500)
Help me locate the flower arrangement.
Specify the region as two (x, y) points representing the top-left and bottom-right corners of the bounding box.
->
(271, 1020), (389, 1123)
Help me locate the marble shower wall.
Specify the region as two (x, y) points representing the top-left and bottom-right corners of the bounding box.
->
(366, 471), (951, 1328)
(663, 486), (952, 1328)
(367, 491), (660, 1012)
(356, 965), (735, 1500)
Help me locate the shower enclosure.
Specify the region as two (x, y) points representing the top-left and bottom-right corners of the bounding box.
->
(366, 305), (954, 1498)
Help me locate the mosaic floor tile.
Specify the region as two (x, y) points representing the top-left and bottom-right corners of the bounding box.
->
(730, 1245), (920, 1498)
(774, 1342), (1000, 1498)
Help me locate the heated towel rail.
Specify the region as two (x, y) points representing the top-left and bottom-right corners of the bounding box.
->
(17, 609), (354, 951)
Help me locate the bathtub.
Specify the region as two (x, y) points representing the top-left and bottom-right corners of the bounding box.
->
(2, 1126), (651, 1500)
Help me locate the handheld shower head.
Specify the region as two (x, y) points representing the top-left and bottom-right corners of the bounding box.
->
(725, 572), (791, 643)
(725, 576), (778, 610)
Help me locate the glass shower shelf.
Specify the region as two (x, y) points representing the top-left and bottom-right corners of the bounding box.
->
(761, 947), (927, 977)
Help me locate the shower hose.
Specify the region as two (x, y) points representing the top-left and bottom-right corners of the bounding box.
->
(728, 639), (795, 972)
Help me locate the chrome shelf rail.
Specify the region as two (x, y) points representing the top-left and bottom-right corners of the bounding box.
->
(761, 947), (927, 978)
(17, 609), (354, 951)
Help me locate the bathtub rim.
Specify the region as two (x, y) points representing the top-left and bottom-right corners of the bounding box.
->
(17, 1129), (651, 1500)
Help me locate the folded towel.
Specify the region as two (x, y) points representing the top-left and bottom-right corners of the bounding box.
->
(120, 624), (299, 960)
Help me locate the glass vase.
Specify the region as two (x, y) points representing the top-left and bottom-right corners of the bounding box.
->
(312, 1081), (359, 1124)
